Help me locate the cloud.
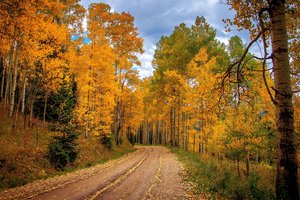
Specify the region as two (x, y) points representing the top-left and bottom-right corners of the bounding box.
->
(136, 44), (156, 77)
(80, 0), (252, 78)
(216, 36), (230, 46)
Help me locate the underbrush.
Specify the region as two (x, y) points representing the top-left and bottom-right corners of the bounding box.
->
(171, 148), (275, 200)
(0, 115), (134, 191)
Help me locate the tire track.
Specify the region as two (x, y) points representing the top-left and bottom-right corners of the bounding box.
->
(142, 155), (163, 200)
(86, 153), (148, 200)
(19, 149), (143, 200)
(96, 146), (160, 200)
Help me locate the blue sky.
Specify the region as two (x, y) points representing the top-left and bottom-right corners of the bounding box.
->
(80, 0), (252, 78)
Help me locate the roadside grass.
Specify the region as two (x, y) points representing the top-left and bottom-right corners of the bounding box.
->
(171, 147), (275, 200)
(0, 114), (134, 191)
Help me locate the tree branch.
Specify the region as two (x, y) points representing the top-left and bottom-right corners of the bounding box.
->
(219, 28), (268, 103)
(292, 89), (300, 94)
(253, 55), (272, 60)
(259, 7), (278, 105)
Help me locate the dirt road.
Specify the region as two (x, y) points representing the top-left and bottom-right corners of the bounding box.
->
(0, 146), (195, 200)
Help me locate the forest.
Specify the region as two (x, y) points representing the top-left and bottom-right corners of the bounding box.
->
(0, 0), (299, 199)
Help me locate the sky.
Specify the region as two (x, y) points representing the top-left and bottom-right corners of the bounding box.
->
(80, 0), (252, 78)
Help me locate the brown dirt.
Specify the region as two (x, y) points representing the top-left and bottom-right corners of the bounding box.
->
(0, 146), (197, 200)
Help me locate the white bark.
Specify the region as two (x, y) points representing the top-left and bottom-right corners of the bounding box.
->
(21, 77), (26, 113)
(0, 57), (5, 99)
(9, 43), (19, 117)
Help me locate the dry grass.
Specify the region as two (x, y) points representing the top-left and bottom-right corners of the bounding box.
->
(171, 148), (276, 200)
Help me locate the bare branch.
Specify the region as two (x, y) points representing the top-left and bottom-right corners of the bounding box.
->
(253, 55), (272, 60)
(292, 90), (300, 94)
(231, 29), (266, 70)
(259, 7), (278, 105)
(246, 67), (273, 72)
(219, 28), (267, 102)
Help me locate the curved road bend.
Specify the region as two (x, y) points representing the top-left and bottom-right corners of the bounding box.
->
(0, 146), (195, 200)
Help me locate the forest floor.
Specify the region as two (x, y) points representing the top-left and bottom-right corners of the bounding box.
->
(0, 146), (198, 200)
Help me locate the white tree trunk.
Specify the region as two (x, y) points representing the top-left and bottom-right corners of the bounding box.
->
(0, 57), (5, 99)
(9, 43), (19, 117)
(21, 77), (26, 113)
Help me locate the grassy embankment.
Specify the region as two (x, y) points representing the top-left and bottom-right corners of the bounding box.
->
(0, 114), (134, 191)
(171, 148), (276, 200)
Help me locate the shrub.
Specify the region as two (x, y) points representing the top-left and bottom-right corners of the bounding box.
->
(100, 134), (113, 150)
(48, 132), (78, 170)
(248, 172), (275, 200)
(128, 134), (135, 145)
(8, 178), (27, 188)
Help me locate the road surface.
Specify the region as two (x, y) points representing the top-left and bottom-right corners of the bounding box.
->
(0, 146), (195, 200)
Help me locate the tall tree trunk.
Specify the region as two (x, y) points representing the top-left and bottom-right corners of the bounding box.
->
(163, 121), (166, 145)
(21, 77), (26, 113)
(237, 157), (240, 178)
(143, 122), (145, 144)
(147, 121), (150, 145)
(29, 97), (35, 127)
(86, 84), (90, 139)
(177, 104), (180, 148)
(157, 121), (159, 144)
(9, 43), (19, 117)
(245, 152), (250, 177)
(200, 99), (205, 154)
(165, 121), (168, 145)
(170, 108), (174, 146)
(24, 95), (27, 129)
(13, 88), (22, 130)
(153, 120), (158, 145)
(21, 62), (28, 114)
(4, 67), (11, 111)
(4, 44), (14, 112)
(143, 115), (148, 144)
(173, 107), (176, 146)
(152, 122), (154, 145)
(0, 56), (5, 99)
(24, 109), (27, 128)
(115, 100), (122, 144)
(193, 134), (196, 152)
(182, 111), (186, 150)
(270, 1), (299, 199)
(200, 136), (203, 154)
(186, 114), (189, 151)
(115, 65), (125, 146)
(43, 95), (48, 123)
(137, 126), (141, 144)
(161, 122), (164, 145)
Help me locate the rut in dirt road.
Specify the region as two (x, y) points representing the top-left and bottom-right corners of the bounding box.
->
(0, 146), (196, 200)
